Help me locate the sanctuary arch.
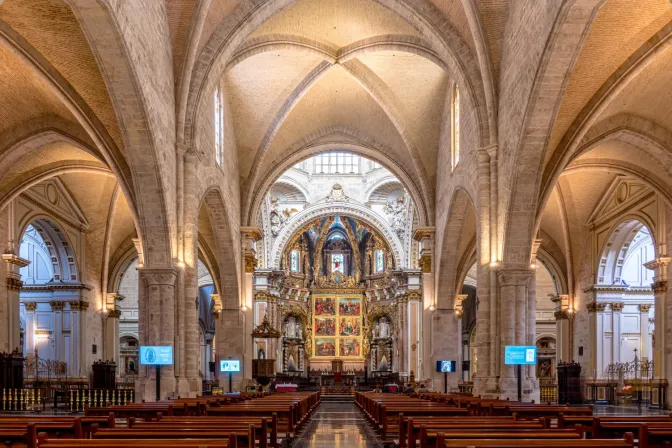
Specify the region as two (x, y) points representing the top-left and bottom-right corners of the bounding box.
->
(251, 154), (431, 385)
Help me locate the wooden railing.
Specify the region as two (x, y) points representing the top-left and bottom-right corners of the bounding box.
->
(540, 382), (558, 403)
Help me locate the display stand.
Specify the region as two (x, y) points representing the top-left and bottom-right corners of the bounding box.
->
(155, 365), (161, 401)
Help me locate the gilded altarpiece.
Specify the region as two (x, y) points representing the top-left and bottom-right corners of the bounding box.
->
(312, 292), (365, 359)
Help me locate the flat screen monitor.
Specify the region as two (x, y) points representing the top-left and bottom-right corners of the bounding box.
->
(504, 346), (537, 365)
(436, 360), (456, 373)
(139, 346), (173, 365)
(220, 360), (241, 372)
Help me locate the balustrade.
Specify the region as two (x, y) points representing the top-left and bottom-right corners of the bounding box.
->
(66, 388), (135, 412)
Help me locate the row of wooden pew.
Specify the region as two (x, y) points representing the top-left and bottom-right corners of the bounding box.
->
(0, 390), (320, 448)
(355, 391), (672, 447)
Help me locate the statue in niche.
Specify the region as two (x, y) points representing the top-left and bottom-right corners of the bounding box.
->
(284, 316), (298, 339)
(258, 348), (266, 360)
(379, 317), (390, 339)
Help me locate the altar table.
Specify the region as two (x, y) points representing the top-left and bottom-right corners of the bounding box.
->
(276, 383), (298, 392)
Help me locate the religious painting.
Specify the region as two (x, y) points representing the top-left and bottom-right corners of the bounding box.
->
(314, 297), (336, 316)
(537, 358), (552, 378)
(339, 298), (361, 316)
(339, 338), (360, 357)
(315, 338), (336, 357)
(314, 318), (336, 336)
(339, 317), (361, 336)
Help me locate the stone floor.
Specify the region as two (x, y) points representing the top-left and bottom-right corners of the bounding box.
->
(293, 401), (382, 448)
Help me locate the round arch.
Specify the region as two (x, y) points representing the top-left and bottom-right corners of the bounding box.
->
(271, 202), (405, 269)
(596, 216), (656, 286)
(247, 137), (430, 227)
(18, 215), (80, 283)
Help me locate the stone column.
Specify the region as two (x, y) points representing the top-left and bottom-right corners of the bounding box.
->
(551, 295), (571, 363)
(611, 302), (623, 366)
(24, 302), (36, 354)
(50, 301), (65, 369)
(69, 300), (89, 377)
(638, 304), (652, 361)
(2, 253), (30, 352)
(138, 268), (178, 401)
(585, 301), (606, 379)
(237, 227), (263, 388)
(413, 227), (435, 383)
(103, 307), (121, 368)
(496, 269), (534, 400)
(644, 257), (670, 381)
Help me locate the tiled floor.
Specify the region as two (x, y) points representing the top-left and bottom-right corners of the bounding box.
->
(292, 401), (382, 448)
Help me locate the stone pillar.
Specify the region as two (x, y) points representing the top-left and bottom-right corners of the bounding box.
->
(639, 304), (652, 361)
(24, 302), (36, 354)
(180, 151), (201, 397)
(585, 301), (606, 379)
(644, 257), (670, 381)
(138, 269), (178, 401)
(69, 300), (89, 377)
(2, 253), (30, 352)
(50, 301), (65, 368)
(413, 227), (434, 383)
(552, 295), (571, 363)
(611, 302), (624, 366)
(237, 227), (263, 388)
(496, 269), (536, 400)
(103, 307), (121, 370)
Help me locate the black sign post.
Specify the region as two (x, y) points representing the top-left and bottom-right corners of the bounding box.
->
(517, 364), (522, 402)
(156, 365), (161, 401)
(444, 370), (448, 394)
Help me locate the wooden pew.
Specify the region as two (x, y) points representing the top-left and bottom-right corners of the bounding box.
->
(0, 414), (114, 436)
(638, 423), (672, 448)
(38, 436), (232, 448)
(91, 426), (251, 448)
(436, 432), (635, 448)
(397, 416), (520, 448)
(419, 429), (581, 448)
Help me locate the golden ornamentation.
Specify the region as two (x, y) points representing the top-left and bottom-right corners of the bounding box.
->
(419, 254), (432, 273)
(244, 254), (257, 273)
(49, 301), (65, 311)
(639, 304), (652, 312)
(652, 280), (668, 293)
(6, 277), (23, 290)
(251, 314), (282, 339)
(279, 302), (312, 356)
(23, 302), (37, 312)
(313, 272), (359, 289)
(610, 302), (624, 312)
(69, 300), (90, 311)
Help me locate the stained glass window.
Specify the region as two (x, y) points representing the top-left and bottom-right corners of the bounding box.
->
(331, 253), (344, 273)
(290, 250), (300, 273)
(315, 152), (360, 174)
(375, 250), (384, 273)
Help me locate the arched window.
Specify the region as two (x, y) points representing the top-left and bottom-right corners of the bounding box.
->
(290, 250), (300, 273)
(451, 82), (460, 170)
(214, 86), (224, 166)
(375, 250), (384, 273)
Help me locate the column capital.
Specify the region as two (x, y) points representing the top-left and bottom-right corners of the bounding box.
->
(50, 300), (65, 311)
(412, 227), (435, 242)
(132, 238), (144, 267)
(610, 302), (624, 312)
(639, 303), (652, 313)
(141, 268), (178, 287)
(6, 277), (22, 290)
(68, 300), (90, 311)
(477, 149), (490, 165)
(106, 308), (122, 318)
(23, 301), (37, 312)
(483, 143), (498, 159)
(496, 268), (533, 287)
(554, 310), (569, 320)
(652, 281), (668, 293)
(586, 302), (607, 313)
(241, 226), (264, 242)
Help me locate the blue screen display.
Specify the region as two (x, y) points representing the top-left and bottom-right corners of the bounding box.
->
(504, 346), (537, 365)
(436, 360), (456, 372)
(220, 360), (241, 372)
(139, 346), (173, 365)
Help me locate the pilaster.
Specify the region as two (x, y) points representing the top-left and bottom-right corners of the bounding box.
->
(413, 227), (434, 383)
(2, 253), (30, 352)
(644, 257), (670, 382)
